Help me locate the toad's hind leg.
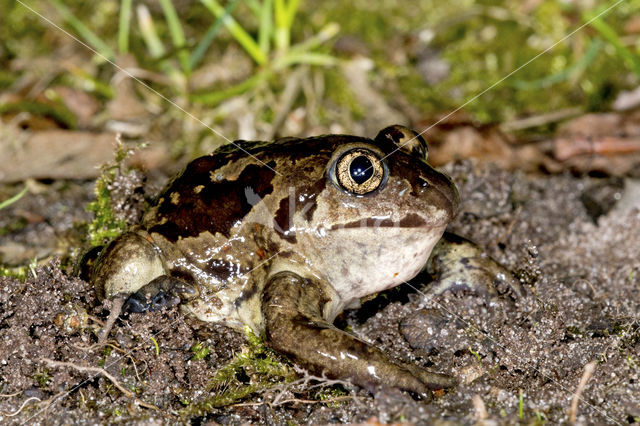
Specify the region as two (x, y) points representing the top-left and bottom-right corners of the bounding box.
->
(424, 232), (524, 301)
(262, 272), (456, 396)
(91, 231), (166, 341)
(92, 232), (166, 300)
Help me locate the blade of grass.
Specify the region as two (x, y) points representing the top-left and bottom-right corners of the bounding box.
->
(66, 65), (115, 98)
(158, 0), (191, 74)
(511, 38), (603, 90)
(273, 0), (288, 51)
(190, 0), (241, 70)
(284, 0), (301, 30)
(50, 0), (115, 60)
(274, 0), (300, 51)
(258, 0), (274, 56)
(200, 0), (267, 65)
(118, 0), (132, 54)
(274, 52), (337, 69)
(288, 22), (339, 55)
(137, 3), (184, 88)
(191, 70), (272, 105)
(244, 0), (262, 17)
(0, 186), (28, 210)
(137, 4), (165, 58)
(584, 6), (640, 78)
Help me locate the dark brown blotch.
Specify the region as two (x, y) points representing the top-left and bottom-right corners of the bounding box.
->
(274, 196), (297, 243)
(149, 161), (276, 241)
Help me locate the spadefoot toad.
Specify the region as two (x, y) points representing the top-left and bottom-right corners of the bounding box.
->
(89, 125), (518, 395)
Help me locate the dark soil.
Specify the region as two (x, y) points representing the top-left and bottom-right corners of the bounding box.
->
(1, 160), (639, 424)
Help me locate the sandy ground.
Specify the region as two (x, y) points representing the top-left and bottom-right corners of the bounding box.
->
(0, 160), (639, 424)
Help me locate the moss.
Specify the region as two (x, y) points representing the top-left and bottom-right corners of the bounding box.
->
(0, 256), (36, 281)
(33, 368), (51, 389)
(0, 265), (28, 281)
(313, 384), (349, 408)
(191, 342), (211, 361)
(85, 140), (134, 247)
(179, 326), (296, 417)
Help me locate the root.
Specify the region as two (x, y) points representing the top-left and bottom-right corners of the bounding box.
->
(41, 358), (159, 412)
(569, 361), (596, 423)
(0, 396), (41, 417)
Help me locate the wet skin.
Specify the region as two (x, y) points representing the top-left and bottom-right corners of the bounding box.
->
(90, 125), (520, 396)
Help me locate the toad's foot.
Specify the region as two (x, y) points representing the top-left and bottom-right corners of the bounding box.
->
(262, 271), (457, 396)
(424, 232), (524, 302)
(123, 275), (198, 313)
(97, 276), (197, 343)
(124, 275), (198, 312)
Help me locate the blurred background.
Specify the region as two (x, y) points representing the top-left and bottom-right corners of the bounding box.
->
(1, 0), (640, 268)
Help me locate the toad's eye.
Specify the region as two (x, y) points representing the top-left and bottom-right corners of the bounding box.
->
(334, 148), (387, 195)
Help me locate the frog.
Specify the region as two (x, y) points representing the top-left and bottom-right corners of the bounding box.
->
(89, 125), (521, 396)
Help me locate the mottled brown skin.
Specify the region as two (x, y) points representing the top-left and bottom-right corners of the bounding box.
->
(263, 272), (456, 394)
(91, 125), (520, 396)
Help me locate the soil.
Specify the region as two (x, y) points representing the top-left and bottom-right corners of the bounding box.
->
(1, 160), (639, 425)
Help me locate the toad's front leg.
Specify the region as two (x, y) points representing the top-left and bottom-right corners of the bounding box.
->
(262, 271), (457, 395)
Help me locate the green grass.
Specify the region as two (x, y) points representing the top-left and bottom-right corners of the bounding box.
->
(0, 186), (27, 211)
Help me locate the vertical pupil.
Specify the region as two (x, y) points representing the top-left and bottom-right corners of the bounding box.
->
(350, 155), (374, 184)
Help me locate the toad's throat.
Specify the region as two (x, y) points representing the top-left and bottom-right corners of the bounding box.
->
(330, 213), (427, 230)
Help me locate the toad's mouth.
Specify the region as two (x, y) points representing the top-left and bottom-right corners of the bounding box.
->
(330, 213), (431, 230)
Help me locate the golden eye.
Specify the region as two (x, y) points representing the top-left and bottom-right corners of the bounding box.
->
(335, 149), (386, 195)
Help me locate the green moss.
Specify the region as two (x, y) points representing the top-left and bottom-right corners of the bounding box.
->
(191, 342), (211, 361)
(313, 384), (349, 408)
(85, 141), (133, 247)
(179, 326), (296, 417)
(0, 256), (36, 282)
(0, 265), (28, 281)
(34, 368), (51, 389)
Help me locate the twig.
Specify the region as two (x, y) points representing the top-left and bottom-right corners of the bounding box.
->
(554, 136), (640, 161)
(69, 340), (146, 380)
(41, 358), (159, 411)
(231, 395), (362, 408)
(0, 391), (22, 398)
(500, 107), (581, 132)
(87, 314), (104, 327)
(0, 397), (41, 417)
(569, 361), (596, 423)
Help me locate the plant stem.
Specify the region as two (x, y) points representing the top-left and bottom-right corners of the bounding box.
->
(191, 70), (272, 105)
(585, 7), (640, 78)
(159, 0), (191, 74)
(137, 4), (165, 58)
(258, 0), (274, 55)
(200, 0), (267, 65)
(118, 0), (132, 54)
(190, 0), (241, 70)
(50, 0), (115, 60)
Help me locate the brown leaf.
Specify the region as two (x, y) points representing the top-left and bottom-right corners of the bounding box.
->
(0, 130), (118, 182)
